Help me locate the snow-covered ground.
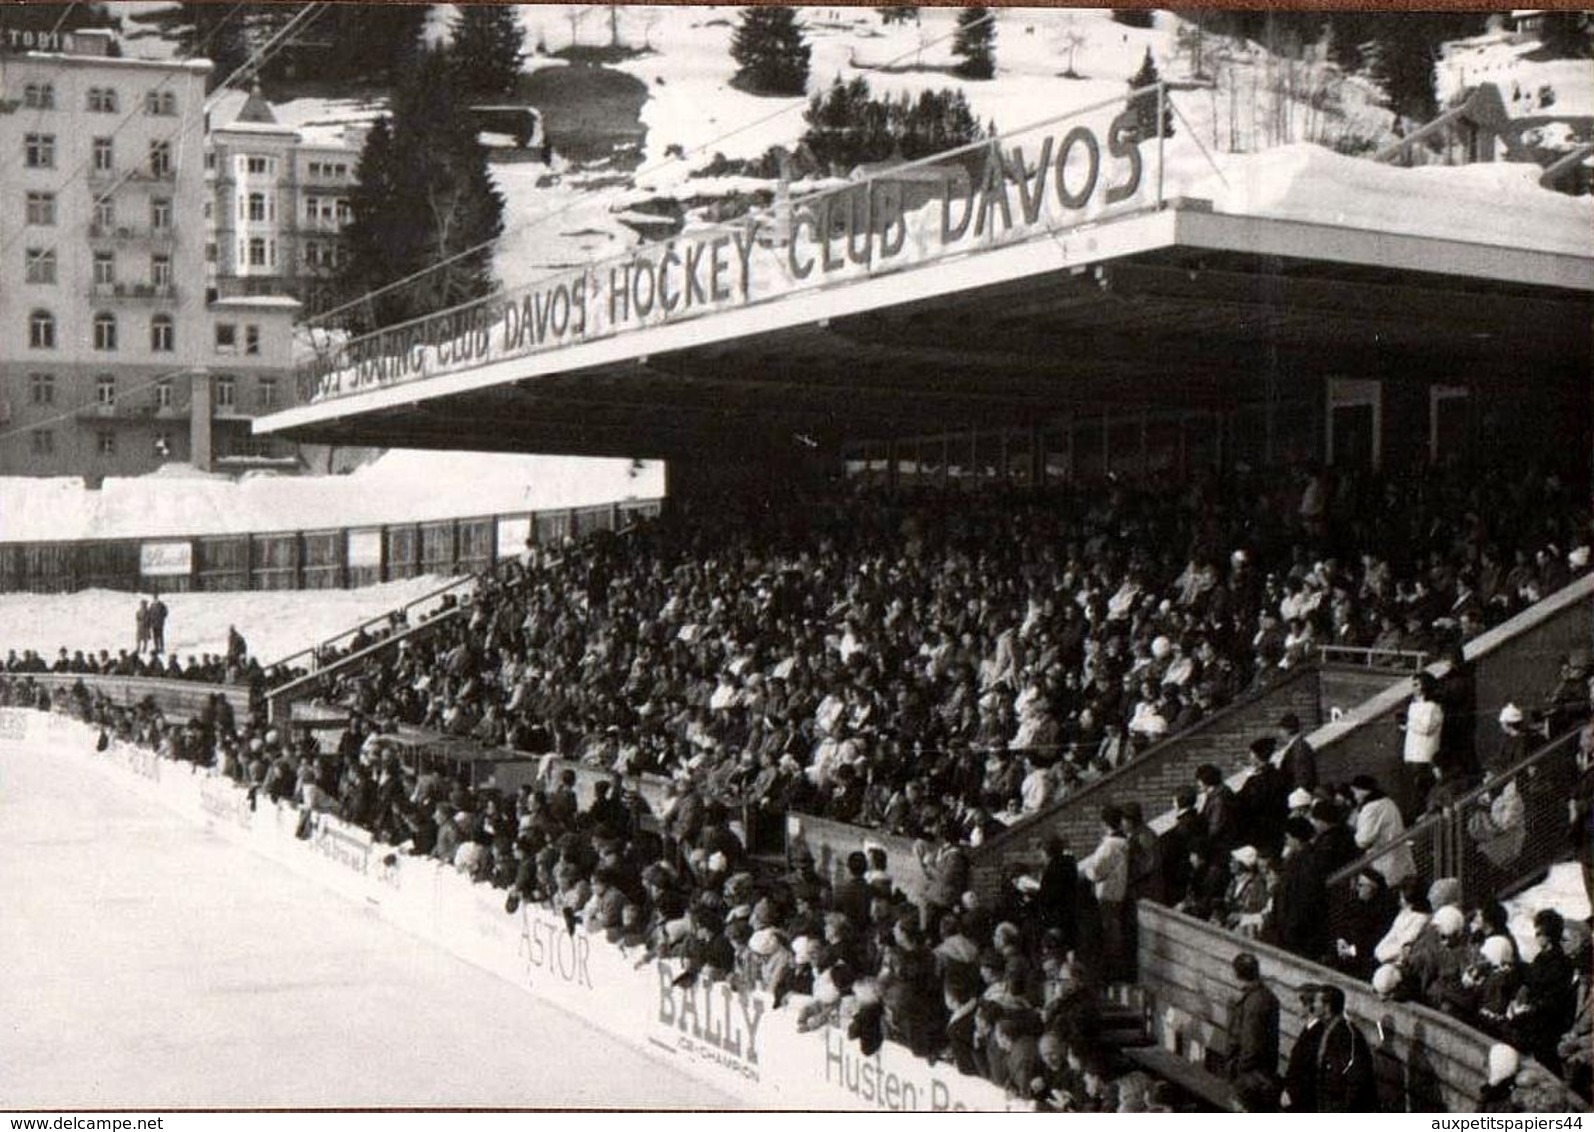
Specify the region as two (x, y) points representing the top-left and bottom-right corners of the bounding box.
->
(0, 450), (664, 544)
(0, 737), (737, 1108)
(0, 573), (459, 666)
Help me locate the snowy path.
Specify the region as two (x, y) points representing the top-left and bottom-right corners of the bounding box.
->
(0, 743), (739, 1109)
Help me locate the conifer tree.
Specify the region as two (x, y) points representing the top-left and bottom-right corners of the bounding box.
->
(1127, 47), (1175, 138)
(339, 48), (505, 330)
(730, 7), (811, 96)
(451, 5), (526, 96)
(952, 7), (996, 80)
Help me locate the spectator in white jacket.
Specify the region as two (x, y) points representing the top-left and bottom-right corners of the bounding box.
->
(1351, 774), (1416, 887)
(1374, 878), (1433, 966)
(1400, 672), (1445, 816)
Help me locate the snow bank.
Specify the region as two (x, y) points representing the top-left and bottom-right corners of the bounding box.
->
(0, 451), (665, 543)
(1506, 861), (1591, 961)
(1172, 140), (1594, 257)
(0, 573), (456, 663)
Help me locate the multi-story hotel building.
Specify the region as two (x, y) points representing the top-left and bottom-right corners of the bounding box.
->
(0, 29), (301, 478)
(206, 85), (362, 316)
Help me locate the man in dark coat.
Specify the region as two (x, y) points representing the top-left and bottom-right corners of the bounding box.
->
(1236, 737), (1289, 856)
(1161, 788), (1204, 905)
(1227, 951), (1281, 1112)
(1282, 982), (1326, 1111)
(1276, 712), (1318, 792)
(1512, 908), (1578, 1074)
(1275, 817), (1330, 961)
(1197, 763), (1241, 855)
(1308, 798), (1360, 878)
(148, 594), (168, 654)
(1308, 985), (1376, 1112)
(1036, 835), (1079, 952)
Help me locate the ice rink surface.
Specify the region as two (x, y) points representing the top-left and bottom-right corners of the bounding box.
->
(0, 742), (739, 1110)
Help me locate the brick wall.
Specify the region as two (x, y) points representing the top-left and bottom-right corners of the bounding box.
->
(1136, 901), (1582, 1112)
(966, 667), (1324, 900)
(1319, 667), (1408, 721)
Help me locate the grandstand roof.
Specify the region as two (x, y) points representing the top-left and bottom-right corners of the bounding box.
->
(257, 199), (1594, 462)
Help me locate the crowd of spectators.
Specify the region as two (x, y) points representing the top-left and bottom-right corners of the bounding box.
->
(287, 462), (1591, 853)
(2, 457), (1591, 1112)
(3, 628), (261, 687)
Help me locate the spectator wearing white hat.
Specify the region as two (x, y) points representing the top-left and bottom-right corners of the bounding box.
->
(1478, 1043), (1522, 1112)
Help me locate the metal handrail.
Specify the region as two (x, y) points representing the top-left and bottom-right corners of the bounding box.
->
(1317, 645), (1429, 671)
(265, 516), (656, 719)
(1324, 722), (1583, 891)
(265, 569), (480, 674)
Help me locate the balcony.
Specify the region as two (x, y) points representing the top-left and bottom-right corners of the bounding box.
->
(74, 399), (183, 421)
(87, 223), (175, 245)
(125, 166), (177, 183)
(88, 282), (178, 302)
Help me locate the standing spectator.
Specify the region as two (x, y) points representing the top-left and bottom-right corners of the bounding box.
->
(1196, 763), (1241, 854)
(227, 625), (248, 668)
(1036, 835), (1078, 954)
(1281, 982), (1326, 1111)
(1227, 951), (1281, 1112)
(1122, 801), (1164, 906)
(1079, 805), (1132, 983)
(135, 599), (150, 657)
(1274, 817), (1329, 960)
(1237, 736), (1289, 856)
(1351, 775), (1415, 888)
(1275, 712), (1318, 792)
(148, 593), (169, 655)
(1399, 673), (1444, 817)
(1307, 985), (1376, 1111)
(1436, 644), (1479, 780)
(1510, 908), (1578, 1075)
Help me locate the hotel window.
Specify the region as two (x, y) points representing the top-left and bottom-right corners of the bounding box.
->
(23, 82), (55, 110)
(258, 377), (277, 410)
(149, 140), (173, 177)
(31, 430), (54, 456)
(25, 248), (56, 285)
(144, 90), (177, 116)
(215, 375), (236, 409)
(215, 323), (238, 354)
(97, 431), (116, 457)
(87, 87), (118, 113)
(247, 191), (267, 222)
(96, 375), (117, 404)
(151, 254), (172, 290)
(92, 137), (114, 172)
(247, 237), (269, 267)
(150, 313), (175, 353)
(24, 134), (55, 168)
(93, 251), (116, 286)
(29, 310), (55, 349)
(93, 197), (115, 230)
(245, 325), (261, 355)
(25, 192), (56, 226)
(29, 374), (54, 405)
(94, 314), (118, 352)
(155, 380), (173, 409)
(151, 198), (172, 230)
(244, 155), (273, 175)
